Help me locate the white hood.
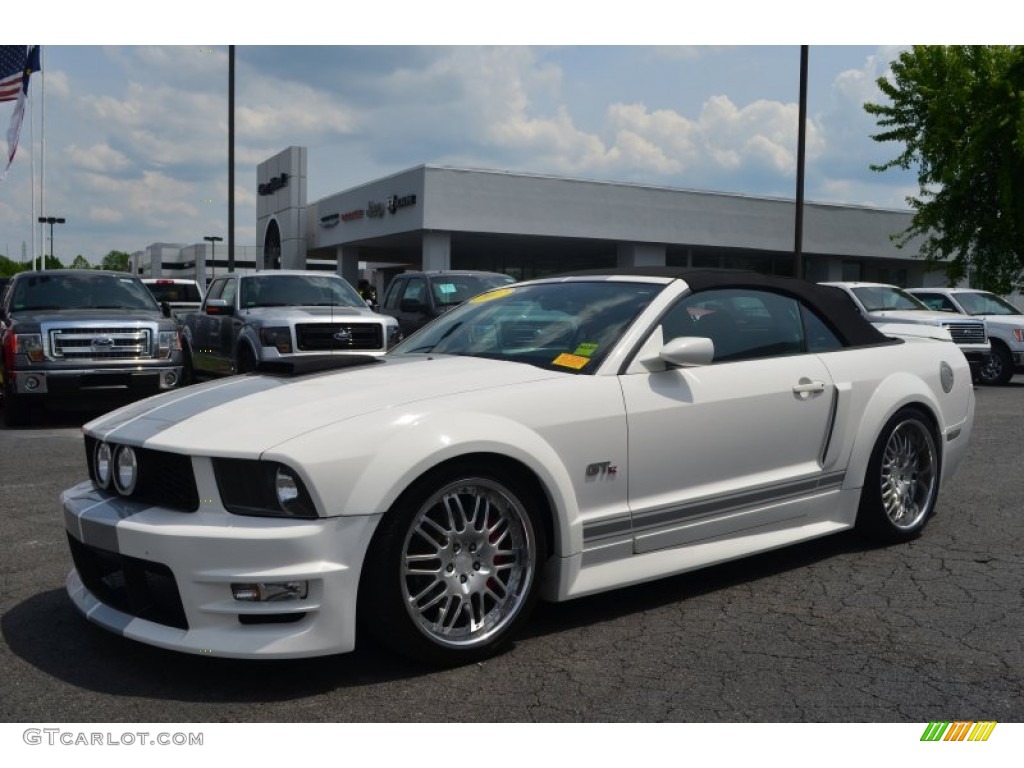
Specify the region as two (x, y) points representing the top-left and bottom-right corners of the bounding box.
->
(86, 356), (563, 455)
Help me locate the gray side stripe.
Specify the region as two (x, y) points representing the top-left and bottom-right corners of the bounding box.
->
(582, 470), (846, 545)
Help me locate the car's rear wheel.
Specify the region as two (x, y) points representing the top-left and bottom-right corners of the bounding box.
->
(857, 408), (939, 543)
(235, 344), (257, 374)
(361, 463), (545, 666)
(977, 343), (1013, 386)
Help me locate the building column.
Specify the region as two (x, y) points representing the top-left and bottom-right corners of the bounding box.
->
(337, 245), (361, 287)
(422, 231), (451, 271)
(616, 243), (666, 268)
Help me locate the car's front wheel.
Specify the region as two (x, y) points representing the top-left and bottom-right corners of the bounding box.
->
(361, 463), (546, 666)
(856, 408), (939, 543)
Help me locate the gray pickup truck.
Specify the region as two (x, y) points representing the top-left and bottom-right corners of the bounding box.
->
(0, 270), (184, 427)
(181, 270), (401, 380)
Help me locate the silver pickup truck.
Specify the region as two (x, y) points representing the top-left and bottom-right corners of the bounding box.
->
(181, 270), (401, 380)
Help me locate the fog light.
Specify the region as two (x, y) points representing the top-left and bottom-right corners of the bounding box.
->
(24, 375), (41, 390)
(164, 371), (178, 387)
(231, 581), (309, 602)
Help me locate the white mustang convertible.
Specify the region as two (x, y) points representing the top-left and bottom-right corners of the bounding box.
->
(62, 269), (975, 664)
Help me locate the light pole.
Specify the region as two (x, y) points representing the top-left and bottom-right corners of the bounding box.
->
(37, 216), (66, 270)
(204, 235), (223, 283)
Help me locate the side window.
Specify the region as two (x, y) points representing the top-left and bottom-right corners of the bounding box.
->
(206, 278), (226, 303)
(383, 278), (406, 310)
(801, 305), (843, 353)
(666, 289), (808, 363)
(913, 292), (958, 312)
(401, 278), (426, 306)
(220, 278), (237, 307)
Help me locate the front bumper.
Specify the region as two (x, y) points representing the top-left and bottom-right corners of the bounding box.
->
(13, 366), (182, 396)
(62, 481), (380, 658)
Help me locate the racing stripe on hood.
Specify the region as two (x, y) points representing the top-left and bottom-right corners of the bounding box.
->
(92, 375), (287, 444)
(64, 485), (157, 549)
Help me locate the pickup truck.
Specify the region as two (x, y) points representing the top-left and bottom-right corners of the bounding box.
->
(822, 281), (991, 378)
(379, 270), (514, 336)
(907, 287), (1024, 385)
(0, 270), (184, 426)
(181, 270), (401, 380)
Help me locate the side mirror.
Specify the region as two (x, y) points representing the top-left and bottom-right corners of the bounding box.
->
(206, 298), (234, 316)
(160, 300), (172, 318)
(660, 336), (715, 368)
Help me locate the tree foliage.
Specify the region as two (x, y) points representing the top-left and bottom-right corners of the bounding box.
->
(865, 46), (1024, 292)
(101, 250), (131, 272)
(70, 254), (92, 269)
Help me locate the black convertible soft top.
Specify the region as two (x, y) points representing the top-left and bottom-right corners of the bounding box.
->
(552, 267), (891, 348)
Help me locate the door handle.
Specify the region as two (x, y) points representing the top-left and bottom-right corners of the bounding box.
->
(792, 379), (826, 398)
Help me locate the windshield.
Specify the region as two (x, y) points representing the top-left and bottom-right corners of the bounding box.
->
(145, 281), (203, 303)
(240, 275), (366, 309)
(954, 291), (1022, 316)
(430, 274), (515, 308)
(389, 280), (661, 373)
(851, 286), (928, 312)
(11, 273), (159, 312)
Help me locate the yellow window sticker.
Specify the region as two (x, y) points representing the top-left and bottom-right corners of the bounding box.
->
(553, 353), (589, 370)
(470, 287), (515, 303)
(573, 342), (599, 357)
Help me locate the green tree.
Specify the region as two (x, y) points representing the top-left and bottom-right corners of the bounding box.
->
(70, 254), (91, 269)
(101, 250), (131, 272)
(865, 46), (1024, 292)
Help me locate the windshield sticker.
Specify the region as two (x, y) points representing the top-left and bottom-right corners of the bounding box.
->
(573, 342), (599, 357)
(553, 353), (589, 370)
(470, 287), (514, 303)
(437, 283), (457, 294)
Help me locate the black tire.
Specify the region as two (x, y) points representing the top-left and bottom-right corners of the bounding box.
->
(180, 343), (195, 386)
(976, 343), (1014, 386)
(856, 408), (940, 543)
(235, 343), (257, 374)
(2, 378), (31, 428)
(360, 462), (547, 666)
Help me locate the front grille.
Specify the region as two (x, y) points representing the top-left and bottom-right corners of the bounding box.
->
(944, 322), (987, 345)
(84, 436), (199, 512)
(68, 534), (188, 630)
(49, 326), (152, 360)
(296, 322), (384, 351)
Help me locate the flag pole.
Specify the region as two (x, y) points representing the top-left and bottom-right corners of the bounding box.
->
(29, 55), (36, 270)
(39, 45), (45, 270)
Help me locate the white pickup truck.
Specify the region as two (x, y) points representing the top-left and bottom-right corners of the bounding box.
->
(823, 281), (991, 379)
(907, 287), (1024, 385)
(181, 270), (401, 381)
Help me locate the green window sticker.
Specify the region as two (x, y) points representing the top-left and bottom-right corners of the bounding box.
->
(573, 342), (599, 357)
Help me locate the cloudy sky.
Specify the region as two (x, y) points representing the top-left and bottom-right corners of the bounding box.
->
(0, 19), (961, 265)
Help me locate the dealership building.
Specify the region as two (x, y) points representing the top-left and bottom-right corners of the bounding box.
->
(135, 145), (943, 292)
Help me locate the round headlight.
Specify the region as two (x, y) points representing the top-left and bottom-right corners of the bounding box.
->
(113, 445), (139, 495)
(275, 467), (300, 506)
(94, 442), (112, 489)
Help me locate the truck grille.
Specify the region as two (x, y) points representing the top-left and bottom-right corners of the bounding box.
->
(296, 322), (384, 351)
(48, 326), (153, 360)
(943, 322), (987, 345)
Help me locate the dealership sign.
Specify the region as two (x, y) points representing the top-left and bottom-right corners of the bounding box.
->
(323, 193), (418, 226)
(259, 173), (289, 196)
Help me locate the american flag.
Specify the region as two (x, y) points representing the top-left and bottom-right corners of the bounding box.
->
(0, 46), (30, 102)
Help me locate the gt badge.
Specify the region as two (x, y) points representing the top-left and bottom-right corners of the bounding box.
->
(585, 461), (618, 479)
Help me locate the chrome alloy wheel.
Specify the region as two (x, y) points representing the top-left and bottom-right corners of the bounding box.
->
(400, 477), (537, 649)
(879, 419), (937, 530)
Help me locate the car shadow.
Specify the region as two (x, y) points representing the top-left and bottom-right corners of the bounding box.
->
(3, 530), (877, 704)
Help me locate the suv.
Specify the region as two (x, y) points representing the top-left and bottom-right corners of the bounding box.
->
(142, 278), (204, 320)
(181, 270), (401, 379)
(379, 270), (514, 336)
(0, 270), (184, 426)
(907, 287), (1024, 385)
(823, 281), (991, 376)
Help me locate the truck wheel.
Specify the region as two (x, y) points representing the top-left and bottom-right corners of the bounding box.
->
(3, 379), (31, 427)
(235, 344), (257, 374)
(977, 343), (1013, 386)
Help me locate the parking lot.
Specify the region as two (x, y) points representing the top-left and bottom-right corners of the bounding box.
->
(1, 381), (1022, 723)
